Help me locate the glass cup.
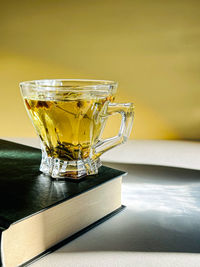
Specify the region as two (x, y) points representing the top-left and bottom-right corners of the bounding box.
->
(20, 79), (134, 180)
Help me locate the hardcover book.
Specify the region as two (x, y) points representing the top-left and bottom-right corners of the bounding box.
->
(0, 140), (125, 267)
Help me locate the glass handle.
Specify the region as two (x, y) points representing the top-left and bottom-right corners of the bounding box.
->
(93, 102), (134, 159)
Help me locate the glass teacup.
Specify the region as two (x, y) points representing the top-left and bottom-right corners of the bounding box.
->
(20, 79), (134, 179)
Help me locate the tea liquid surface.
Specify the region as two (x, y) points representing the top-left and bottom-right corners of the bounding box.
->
(25, 96), (110, 160)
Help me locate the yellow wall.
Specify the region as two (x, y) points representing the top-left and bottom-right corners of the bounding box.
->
(1, 0), (200, 140)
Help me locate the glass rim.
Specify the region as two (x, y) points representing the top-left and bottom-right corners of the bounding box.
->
(20, 79), (118, 92)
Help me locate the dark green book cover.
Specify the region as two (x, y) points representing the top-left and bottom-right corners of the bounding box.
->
(0, 139), (125, 266)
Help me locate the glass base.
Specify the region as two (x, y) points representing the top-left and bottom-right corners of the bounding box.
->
(40, 152), (101, 180)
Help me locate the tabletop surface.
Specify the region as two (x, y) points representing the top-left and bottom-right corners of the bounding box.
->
(3, 138), (200, 170)
(2, 138), (200, 267)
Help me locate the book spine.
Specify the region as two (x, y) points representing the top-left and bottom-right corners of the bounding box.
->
(0, 229), (2, 266)
(0, 217), (11, 267)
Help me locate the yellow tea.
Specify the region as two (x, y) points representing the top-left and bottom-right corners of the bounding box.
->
(24, 96), (111, 161)
(20, 79), (134, 179)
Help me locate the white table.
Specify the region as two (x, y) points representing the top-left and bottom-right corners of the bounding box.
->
(3, 138), (200, 170)
(3, 138), (200, 267)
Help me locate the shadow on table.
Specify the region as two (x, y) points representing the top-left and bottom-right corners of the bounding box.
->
(58, 163), (200, 253)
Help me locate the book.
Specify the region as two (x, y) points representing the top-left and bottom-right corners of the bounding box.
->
(0, 139), (126, 267)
